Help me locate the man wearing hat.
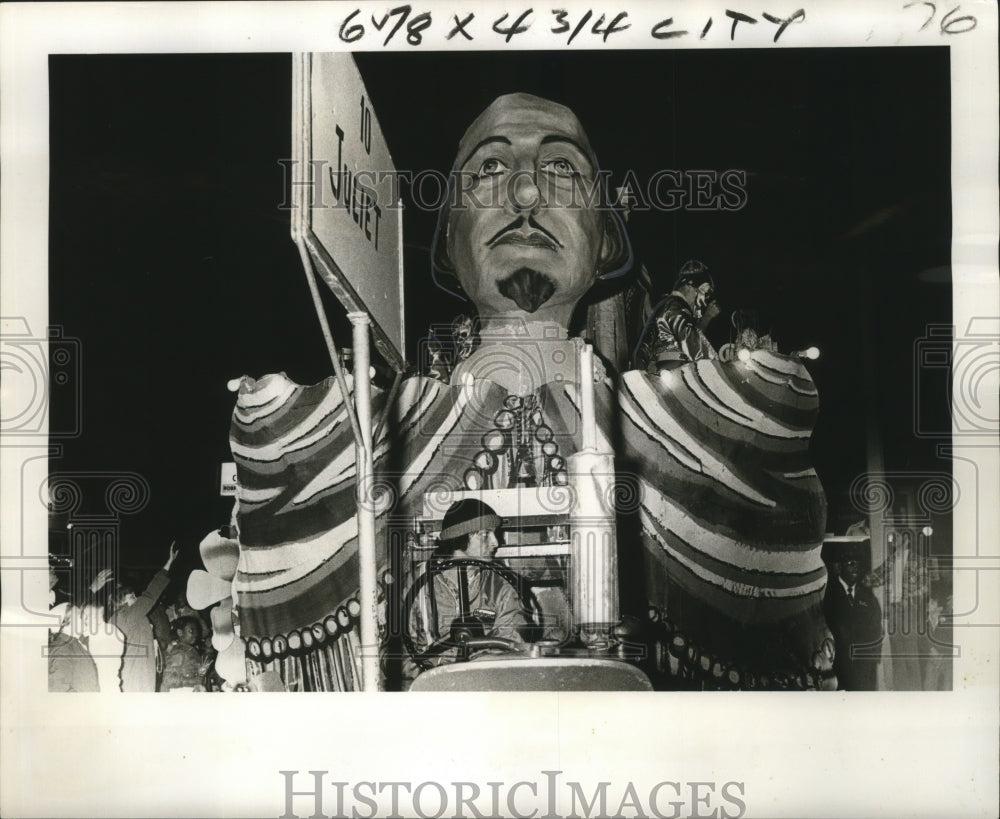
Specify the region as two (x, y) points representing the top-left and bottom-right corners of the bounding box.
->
(639, 259), (720, 371)
(823, 546), (882, 690)
(407, 499), (532, 670)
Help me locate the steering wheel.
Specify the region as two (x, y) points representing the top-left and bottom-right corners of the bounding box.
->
(401, 557), (537, 671)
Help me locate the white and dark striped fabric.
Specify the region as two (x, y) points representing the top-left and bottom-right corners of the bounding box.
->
(228, 350), (830, 689)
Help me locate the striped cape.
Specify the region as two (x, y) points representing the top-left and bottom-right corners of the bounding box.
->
(230, 372), (525, 687)
(617, 353), (831, 682)
(228, 350), (829, 689)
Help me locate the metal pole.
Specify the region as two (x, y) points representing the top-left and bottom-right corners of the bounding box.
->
(570, 340), (618, 645)
(296, 242), (363, 446)
(348, 312), (381, 692)
(579, 341), (597, 451)
(568, 451), (619, 646)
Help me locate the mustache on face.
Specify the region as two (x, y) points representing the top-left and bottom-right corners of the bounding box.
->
(485, 216), (563, 250)
(497, 267), (557, 314)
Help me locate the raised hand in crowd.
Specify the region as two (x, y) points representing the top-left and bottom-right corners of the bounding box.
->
(164, 540), (179, 572)
(88, 567), (114, 595)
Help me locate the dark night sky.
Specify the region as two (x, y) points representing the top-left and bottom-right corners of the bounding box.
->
(48, 48), (952, 579)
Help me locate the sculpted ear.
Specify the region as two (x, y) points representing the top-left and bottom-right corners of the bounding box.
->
(433, 211), (456, 276)
(430, 186), (467, 299)
(597, 210), (631, 278)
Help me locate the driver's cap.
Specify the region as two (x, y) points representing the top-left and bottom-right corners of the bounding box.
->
(439, 499), (501, 542)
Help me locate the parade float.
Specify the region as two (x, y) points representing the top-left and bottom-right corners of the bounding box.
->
(187, 54), (833, 692)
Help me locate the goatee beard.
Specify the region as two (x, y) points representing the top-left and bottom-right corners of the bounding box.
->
(497, 267), (556, 313)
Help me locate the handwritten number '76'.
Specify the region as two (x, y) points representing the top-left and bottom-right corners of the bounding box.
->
(903, 2), (977, 34)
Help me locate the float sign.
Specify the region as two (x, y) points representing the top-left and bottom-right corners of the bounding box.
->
(219, 462), (238, 497)
(291, 53), (405, 369)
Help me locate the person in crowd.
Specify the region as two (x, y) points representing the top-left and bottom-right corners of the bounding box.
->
(48, 590), (124, 693)
(48, 555), (74, 608)
(48, 601), (99, 692)
(166, 585), (212, 657)
(166, 585), (212, 641)
(92, 541), (178, 692)
(888, 530), (944, 690)
(922, 587), (953, 691)
(639, 260), (720, 371)
(88, 603), (128, 693)
(408, 500), (533, 669)
(161, 615), (212, 691)
(166, 586), (198, 623)
(823, 549), (882, 690)
(148, 601), (172, 689)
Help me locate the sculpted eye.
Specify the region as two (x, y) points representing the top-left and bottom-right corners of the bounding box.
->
(540, 157), (578, 177)
(477, 158), (509, 177)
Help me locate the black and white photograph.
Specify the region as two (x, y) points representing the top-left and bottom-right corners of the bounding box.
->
(1, 2), (997, 817)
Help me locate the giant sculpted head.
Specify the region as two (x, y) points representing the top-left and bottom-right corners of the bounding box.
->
(433, 93), (629, 330)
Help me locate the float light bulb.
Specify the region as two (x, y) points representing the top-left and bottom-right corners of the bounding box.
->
(922, 526), (933, 537)
(806, 346), (820, 360)
(737, 348), (751, 363)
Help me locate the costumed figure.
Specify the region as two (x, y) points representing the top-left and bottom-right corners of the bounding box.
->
(637, 260), (719, 371)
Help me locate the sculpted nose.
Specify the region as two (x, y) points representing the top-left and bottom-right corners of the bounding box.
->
(506, 170), (541, 215)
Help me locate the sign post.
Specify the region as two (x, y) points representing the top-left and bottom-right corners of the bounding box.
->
(291, 53), (406, 692)
(349, 312), (379, 695)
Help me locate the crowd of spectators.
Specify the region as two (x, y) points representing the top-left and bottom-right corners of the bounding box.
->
(48, 542), (219, 692)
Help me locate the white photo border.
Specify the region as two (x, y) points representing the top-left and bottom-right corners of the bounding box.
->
(1, 2), (997, 818)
